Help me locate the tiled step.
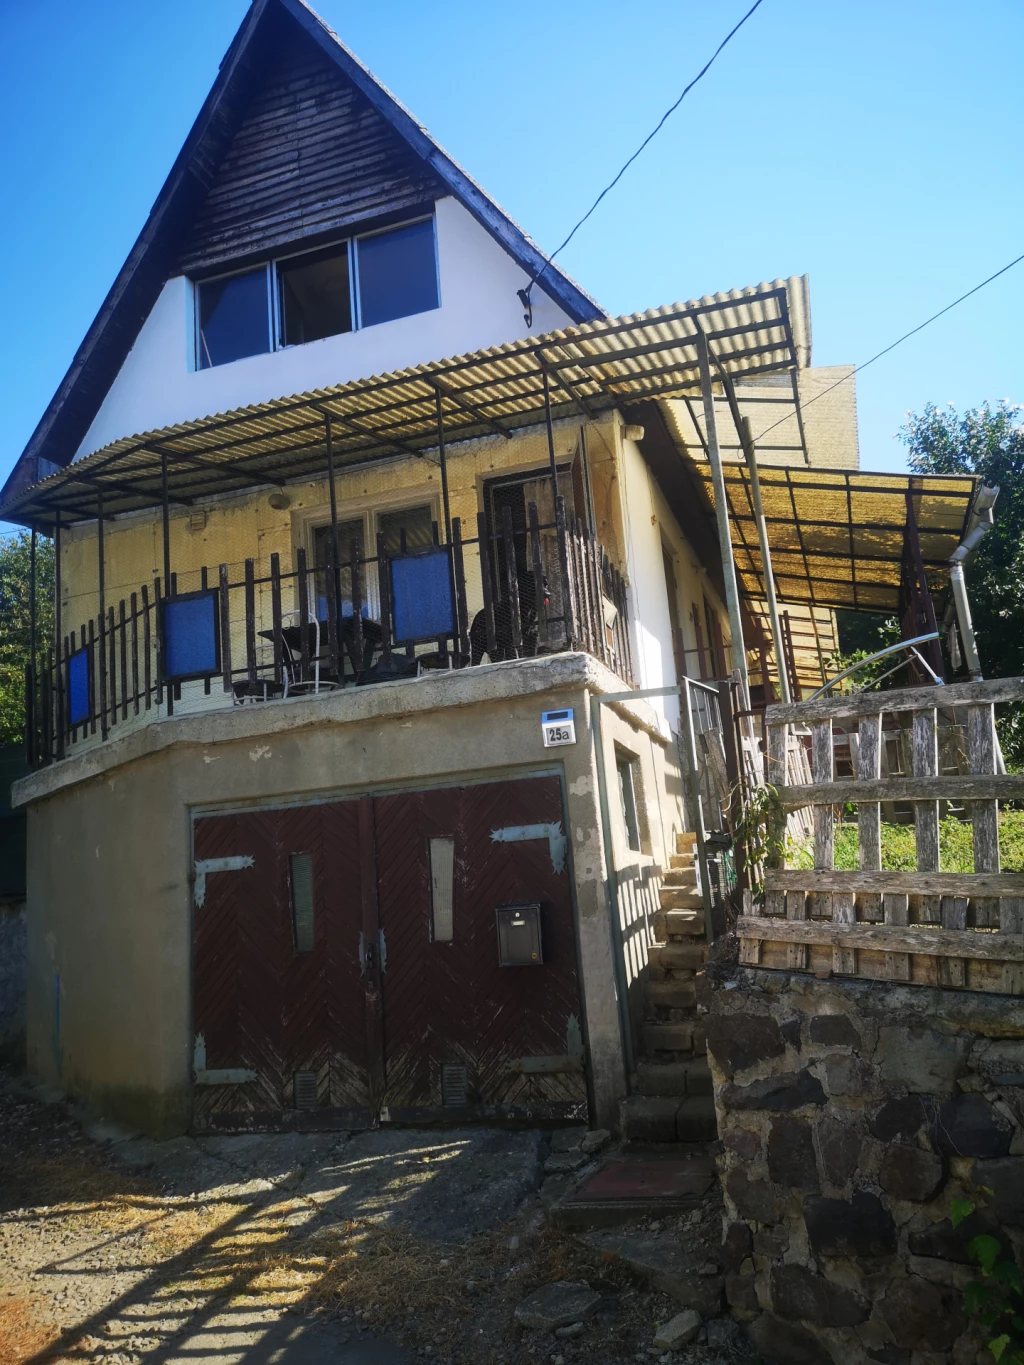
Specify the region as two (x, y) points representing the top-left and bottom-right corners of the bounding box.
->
(620, 1093), (718, 1143)
(653, 908), (705, 941)
(659, 887), (703, 911)
(649, 941), (706, 972)
(662, 866), (698, 888)
(644, 979), (697, 1012)
(675, 831), (698, 855)
(641, 1021), (706, 1058)
(635, 1059), (713, 1098)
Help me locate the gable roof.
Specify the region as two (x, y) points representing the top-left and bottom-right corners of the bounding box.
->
(2, 0), (602, 508)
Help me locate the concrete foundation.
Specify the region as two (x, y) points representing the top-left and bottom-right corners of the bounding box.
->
(15, 653), (686, 1137)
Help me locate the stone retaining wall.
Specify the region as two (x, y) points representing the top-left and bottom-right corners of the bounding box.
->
(705, 967), (1024, 1365)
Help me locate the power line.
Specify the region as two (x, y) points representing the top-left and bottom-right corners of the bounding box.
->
(525, 0), (766, 300)
(757, 249), (1024, 442)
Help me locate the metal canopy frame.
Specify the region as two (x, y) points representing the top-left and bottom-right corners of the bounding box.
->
(694, 463), (977, 615)
(4, 287), (806, 531)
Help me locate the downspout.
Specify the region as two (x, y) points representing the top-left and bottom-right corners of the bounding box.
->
(948, 484), (999, 682)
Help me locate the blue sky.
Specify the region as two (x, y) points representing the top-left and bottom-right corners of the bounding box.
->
(1, 0), (1021, 506)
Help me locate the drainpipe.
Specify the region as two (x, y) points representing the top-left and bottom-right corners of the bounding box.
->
(948, 485), (999, 683)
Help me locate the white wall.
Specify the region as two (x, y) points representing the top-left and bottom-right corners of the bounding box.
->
(618, 434), (678, 735)
(74, 197), (577, 461)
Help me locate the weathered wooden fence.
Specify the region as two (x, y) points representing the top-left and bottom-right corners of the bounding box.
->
(737, 677), (1024, 995)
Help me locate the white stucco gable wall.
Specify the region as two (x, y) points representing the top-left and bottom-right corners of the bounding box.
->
(74, 197), (578, 461)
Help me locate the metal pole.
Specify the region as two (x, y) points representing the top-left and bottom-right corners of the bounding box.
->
(29, 529), (37, 675)
(97, 493), (106, 628)
(741, 416), (791, 704)
(434, 387), (453, 546)
(325, 413), (342, 618)
(541, 359), (560, 504)
(54, 510), (63, 760)
(696, 328), (750, 708)
(160, 450), (171, 595)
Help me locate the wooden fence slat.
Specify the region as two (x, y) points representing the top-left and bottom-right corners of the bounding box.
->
(736, 914), (1024, 961)
(939, 896), (969, 987)
(858, 713), (883, 922)
(739, 888), (762, 965)
(967, 702), (1000, 932)
(811, 720), (834, 928)
(766, 869), (1024, 895)
(786, 889), (808, 969)
(776, 775), (1024, 808)
(767, 675), (1024, 725)
(912, 709), (941, 932)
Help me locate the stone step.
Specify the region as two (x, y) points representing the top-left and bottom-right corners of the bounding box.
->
(640, 1021), (706, 1058)
(662, 867), (698, 888)
(675, 831), (698, 855)
(649, 941), (707, 972)
(635, 1059), (713, 1098)
(659, 887), (704, 911)
(675, 1095), (718, 1143)
(644, 979), (697, 1012)
(653, 908), (705, 941)
(619, 1093), (718, 1143)
(669, 853), (696, 870)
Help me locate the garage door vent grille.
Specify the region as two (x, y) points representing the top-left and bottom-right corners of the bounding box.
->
(294, 1071), (319, 1111)
(441, 1064), (468, 1108)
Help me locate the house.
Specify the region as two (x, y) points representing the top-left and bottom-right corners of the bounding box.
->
(2, 0), (981, 1139)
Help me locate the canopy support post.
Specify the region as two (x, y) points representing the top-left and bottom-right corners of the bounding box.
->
(742, 417), (791, 705)
(325, 412), (343, 633)
(29, 529), (37, 684)
(54, 511), (63, 760)
(696, 328), (749, 709)
(434, 388), (453, 547)
(541, 360), (559, 504)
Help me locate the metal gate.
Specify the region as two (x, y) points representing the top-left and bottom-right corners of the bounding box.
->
(191, 775), (586, 1130)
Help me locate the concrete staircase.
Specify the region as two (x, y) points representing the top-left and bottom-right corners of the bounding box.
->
(620, 832), (717, 1144)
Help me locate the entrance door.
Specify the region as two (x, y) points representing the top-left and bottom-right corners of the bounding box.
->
(191, 776), (586, 1129)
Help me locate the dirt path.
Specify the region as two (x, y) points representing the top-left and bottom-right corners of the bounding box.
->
(0, 1069), (754, 1364)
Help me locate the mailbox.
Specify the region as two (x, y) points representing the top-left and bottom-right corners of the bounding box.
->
(496, 903), (543, 966)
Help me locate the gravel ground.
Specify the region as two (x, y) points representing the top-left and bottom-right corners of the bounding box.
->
(0, 1068), (760, 1365)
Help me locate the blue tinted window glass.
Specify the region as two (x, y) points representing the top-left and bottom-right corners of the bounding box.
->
(357, 220), (439, 329)
(197, 268), (270, 369)
(164, 593), (219, 680)
(391, 549), (453, 643)
(68, 649), (90, 727)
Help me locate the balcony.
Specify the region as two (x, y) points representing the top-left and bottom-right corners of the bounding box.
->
(26, 497), (632, 766)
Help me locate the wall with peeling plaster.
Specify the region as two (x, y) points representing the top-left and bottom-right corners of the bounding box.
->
(20, 653), (684, 1137)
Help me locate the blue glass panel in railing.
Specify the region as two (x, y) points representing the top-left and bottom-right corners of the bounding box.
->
(163, 591), (219, 681)
(390, 549), (454, 644)
(317, 596), (371, 622)
(68, 648), (90, 727)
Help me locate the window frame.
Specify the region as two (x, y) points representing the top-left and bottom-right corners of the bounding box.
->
(192, 213), (439, 369)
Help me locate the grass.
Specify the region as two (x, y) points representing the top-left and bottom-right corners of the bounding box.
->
(788, 809), (1024, 872)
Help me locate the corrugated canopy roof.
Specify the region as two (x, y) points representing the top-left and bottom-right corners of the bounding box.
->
(2, 280), (809, 529)
(694, 462), (977, 613)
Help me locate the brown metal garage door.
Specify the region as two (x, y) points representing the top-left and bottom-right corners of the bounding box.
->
(191, 776), (586, 1130)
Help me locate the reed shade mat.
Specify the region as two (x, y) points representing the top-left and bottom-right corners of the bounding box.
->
(5, 286), (811, 528)
(692, 463), (976, 614)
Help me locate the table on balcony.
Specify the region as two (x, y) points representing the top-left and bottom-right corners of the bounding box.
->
(258, 616), (384, 691)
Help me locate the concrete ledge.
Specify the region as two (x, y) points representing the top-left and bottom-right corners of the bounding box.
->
(14, 652), (665, 807)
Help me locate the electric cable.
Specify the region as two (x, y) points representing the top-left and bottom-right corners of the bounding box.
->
(524, 0), (766, 301)
(755, 249), (1024, 441)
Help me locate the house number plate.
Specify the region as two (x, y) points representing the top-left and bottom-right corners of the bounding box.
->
(541, 708), (576, 747)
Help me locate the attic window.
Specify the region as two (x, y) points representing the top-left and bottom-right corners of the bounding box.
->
(193, 214), (439, 369)
(197, 267), (271, 369)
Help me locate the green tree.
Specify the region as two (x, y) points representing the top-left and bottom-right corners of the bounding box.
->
(899, 400), (1024, 764)
(0, 531), (55, 747)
